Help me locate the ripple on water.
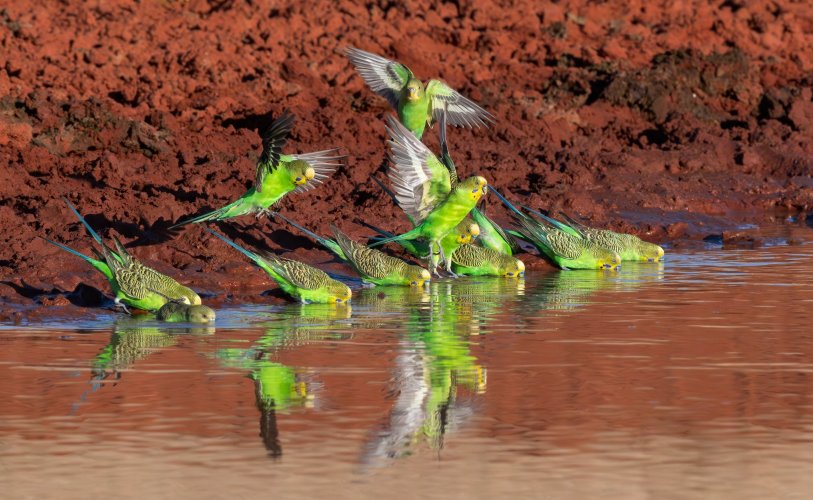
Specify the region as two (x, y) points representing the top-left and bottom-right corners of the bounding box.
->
(3, 242), (813, 499)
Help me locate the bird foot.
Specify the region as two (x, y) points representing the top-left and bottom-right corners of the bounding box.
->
(256, 209), (278, 220)
(114, 300), (131, 315)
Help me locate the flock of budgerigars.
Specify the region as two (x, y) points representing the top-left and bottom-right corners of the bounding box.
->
(43, 48), (665, 324)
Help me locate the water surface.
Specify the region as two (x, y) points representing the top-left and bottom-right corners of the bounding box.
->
(3, 242), (813, 499)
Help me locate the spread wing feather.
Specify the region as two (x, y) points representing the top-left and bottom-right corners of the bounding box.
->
(256, 111), (295, 192)
(384, 116), (451, 223)
(287, 149), (346, 194)
(426, 79), (495, 129)
(345, 47), (412, 108)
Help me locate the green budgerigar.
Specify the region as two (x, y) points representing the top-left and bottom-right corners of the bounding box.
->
(345, 47), (494, 139)
(523, 207), (665, 262)
(43, 199), (201, 312)
(451, 244), (526, 277)
(363, 217), (479, 267)
(491, 188), (621, 271)
(206, 229), (352, 304)
(156, 302), (216, 323)
(275, 214), (431, 287)
(172, 111), (344, 227)
(371, 117), (487, 274)
(470, 207), (520, 256)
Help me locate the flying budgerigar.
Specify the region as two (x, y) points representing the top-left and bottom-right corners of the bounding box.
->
(491, 188), (621, 271)
(522, 207), (665, 262)
(345, 47), (494, 139)
(363, 217), (479, 271)
(275, 214), (431, 287)
(172, 111), (345, 228)
(156, 302), (217, 323)
(43, 198), (202, 312)
(206, 228), (352, 304)
(370, 117), (487, 274)
(451, 244), (526, 278)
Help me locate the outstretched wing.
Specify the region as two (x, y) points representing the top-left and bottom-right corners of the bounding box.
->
(286, 149), (346, 194)
(256, 111), (296, 192)
(345, 47), (413, 108)
(385, 116), (451, 223)
(426, 79), (495, 129)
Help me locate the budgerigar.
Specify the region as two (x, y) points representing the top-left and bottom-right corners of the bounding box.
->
(275, 214), (431, 287)
(345, 47), (494, 139)
(451, 244), (526, 277)
(156, 302), (216, 323)
(363, 217), (479, 268)
(491, 188), (621, 270)
(206, 228), (351, 304)
(43, 199), (201, 312)
(470, 207), (520, 256)
(172, 112), (344, 227)
(523, 207), (665, 262)
(371, 117), (487, 275)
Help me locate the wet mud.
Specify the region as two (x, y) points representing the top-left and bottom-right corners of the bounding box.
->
(1, 1), (812, 315)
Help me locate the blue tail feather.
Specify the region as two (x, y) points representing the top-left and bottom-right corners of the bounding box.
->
(204, 228), (263, 266)
(63, 197), (103, 245)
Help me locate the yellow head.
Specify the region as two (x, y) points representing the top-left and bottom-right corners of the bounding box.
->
(455, 218), (481, 245)
(459, 176), (488, 202)
(330, 282), (353, 304)
(405, 79), (424, 102)
(599, 251), (622, 270)
(639, 241), (665, 262)
(289, 160), (315, 186)
(407, 266), (432, 287)
(186, 305), (217, 323)
(502, 257), (526, 277)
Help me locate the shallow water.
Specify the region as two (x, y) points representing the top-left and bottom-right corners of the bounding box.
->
(3, 241), (813, 499)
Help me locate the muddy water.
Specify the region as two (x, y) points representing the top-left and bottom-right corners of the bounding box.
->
(3, 241), (813, 499)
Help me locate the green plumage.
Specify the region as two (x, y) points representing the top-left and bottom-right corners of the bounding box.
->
(172, 112), (344, 227)
(44, 199), (201, 312)
(470, 207), (519, 256)
(346, 47), (494, 139)
(490, 188), (621, 270)
(451, 244), (525, 277)
(275, 214), (431, 287)
(207, 229), (351, 304)
(371, 117), (488, 274)
(156, 302), (216, 323)
(522, 207), (664, 262)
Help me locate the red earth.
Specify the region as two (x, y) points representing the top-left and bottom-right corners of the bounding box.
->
(1, 0), (812, 318)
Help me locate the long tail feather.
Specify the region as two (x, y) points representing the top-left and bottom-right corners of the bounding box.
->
(170, 199), (248, 229)
(520, 205), (585, 239)
(274, 213), (342, 257)
(204, 228), (264, 266)
(62, 197), (104, 245)
(366, 226), (421, 248)
(357, 220), (397, 239)
(559, 211), (590, 231)
(41, 237), (113, 280)
(488, 187), (526, 219)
